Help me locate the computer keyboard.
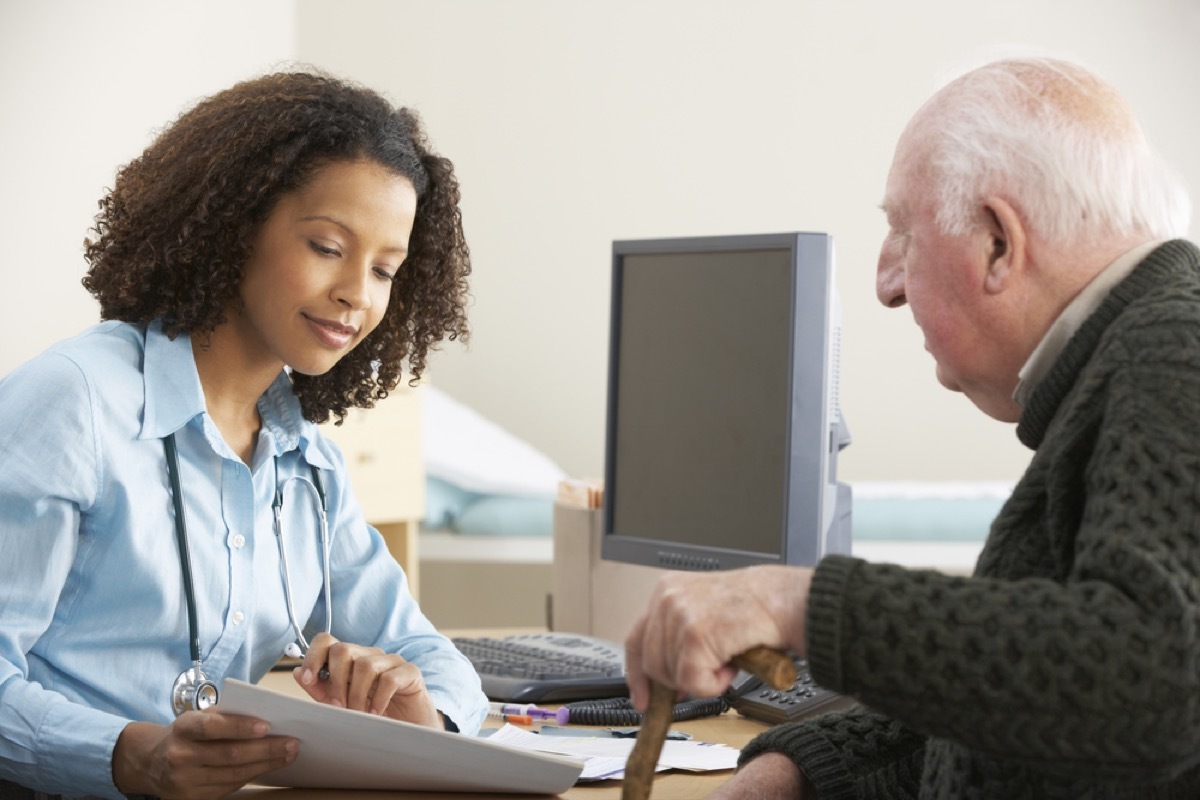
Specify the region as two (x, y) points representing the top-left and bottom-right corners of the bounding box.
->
(451, 632), (629, 703)
(453, 632), (848, 723)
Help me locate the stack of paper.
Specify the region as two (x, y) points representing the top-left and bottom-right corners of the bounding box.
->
(487, 724), (741, 781)
(219, 680), (583, 793)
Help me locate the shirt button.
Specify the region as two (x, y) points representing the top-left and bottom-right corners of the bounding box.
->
(232, 611), (245, 625)
(232, 534), (246, 549)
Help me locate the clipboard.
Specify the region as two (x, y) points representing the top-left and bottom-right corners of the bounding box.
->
(219, 679), (584, 794)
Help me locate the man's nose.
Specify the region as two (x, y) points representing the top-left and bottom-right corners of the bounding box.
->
(876, 238), (907, 308)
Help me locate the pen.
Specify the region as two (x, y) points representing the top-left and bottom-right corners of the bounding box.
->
(488, 710), (534, 725)
(488, 701), (570, 725)
(536, 725), (693, 741)
(293, 664), (331, 683)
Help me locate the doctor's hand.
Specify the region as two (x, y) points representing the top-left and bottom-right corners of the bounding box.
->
(112, 712), (298, 799)
(294, 632), (442, 729)
(624, 565), (813, 711)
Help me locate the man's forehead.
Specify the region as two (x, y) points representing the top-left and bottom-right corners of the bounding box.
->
(879, 144), (921, 222)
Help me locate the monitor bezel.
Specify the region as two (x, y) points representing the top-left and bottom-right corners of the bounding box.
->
(600, 231), (838, 571)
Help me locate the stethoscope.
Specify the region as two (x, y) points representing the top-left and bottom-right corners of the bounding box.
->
(163, 432), (332, 716)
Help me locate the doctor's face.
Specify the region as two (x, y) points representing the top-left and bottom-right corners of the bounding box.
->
(235, 158), (418, 376)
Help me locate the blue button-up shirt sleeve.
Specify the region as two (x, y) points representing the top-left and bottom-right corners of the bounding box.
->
(0, 342), (131, 797)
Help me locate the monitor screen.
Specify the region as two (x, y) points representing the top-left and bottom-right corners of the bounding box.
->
(601, 232), (851, 571)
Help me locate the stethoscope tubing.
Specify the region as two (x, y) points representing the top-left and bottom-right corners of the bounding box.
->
(163, 434), (203, 667)
(273, 473), (331, 654)
(163, 431), (330, 715)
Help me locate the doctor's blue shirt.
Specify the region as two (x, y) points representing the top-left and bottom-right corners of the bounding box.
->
(0, 321), (487, 797)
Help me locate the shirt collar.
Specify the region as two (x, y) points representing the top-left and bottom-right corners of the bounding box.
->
(258, 371), (336, 470)
(138, 321), (335, 470)
(1013, 240), (1164, 408)
(140, 320), (206, 440)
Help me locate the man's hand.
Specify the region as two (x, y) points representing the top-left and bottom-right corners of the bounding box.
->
(112, 712), (297, 799)
(708, 753), (813, 799)
(624, 564), (813, 710)
(293, 633), (441, 729)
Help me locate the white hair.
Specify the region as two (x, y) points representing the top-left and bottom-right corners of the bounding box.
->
(916, 57), (1191, 245)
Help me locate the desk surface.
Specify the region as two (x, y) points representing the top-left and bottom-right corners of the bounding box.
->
(232, 669), (771, 799)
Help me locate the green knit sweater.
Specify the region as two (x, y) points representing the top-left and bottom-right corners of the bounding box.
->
(741, 239), (1200, 799)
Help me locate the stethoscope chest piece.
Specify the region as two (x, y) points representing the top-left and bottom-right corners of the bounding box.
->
(172, 664), (219, 716)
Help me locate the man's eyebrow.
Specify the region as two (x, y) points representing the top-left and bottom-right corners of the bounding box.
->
(878, 201), (906, 226)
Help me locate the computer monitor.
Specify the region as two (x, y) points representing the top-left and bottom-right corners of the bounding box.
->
(601, 232), (852, 571)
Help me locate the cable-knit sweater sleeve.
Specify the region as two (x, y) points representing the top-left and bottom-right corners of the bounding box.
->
(738, 556), (925, 799)
(739, 703), (925, 800)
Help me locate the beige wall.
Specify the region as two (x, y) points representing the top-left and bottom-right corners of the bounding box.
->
(3, 1), (1198, 486)
(294, 0), (1200, 483)
(0, 0), (295, 372)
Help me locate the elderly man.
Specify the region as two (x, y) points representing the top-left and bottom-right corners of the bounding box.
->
(624, 56), (1199, 798)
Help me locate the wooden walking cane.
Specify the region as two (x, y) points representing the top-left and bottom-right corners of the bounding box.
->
(621, 646), (796, 800)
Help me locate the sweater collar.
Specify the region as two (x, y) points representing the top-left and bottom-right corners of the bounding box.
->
(1016, 239), (1200, 449)
(1013, 240), (1163, 409)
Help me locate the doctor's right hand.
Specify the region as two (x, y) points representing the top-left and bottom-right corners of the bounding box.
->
(112, 712), (298, 799)
(293, 632), (443, 730)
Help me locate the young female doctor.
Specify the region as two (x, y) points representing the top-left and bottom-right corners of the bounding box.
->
(0, 70), (487, 799)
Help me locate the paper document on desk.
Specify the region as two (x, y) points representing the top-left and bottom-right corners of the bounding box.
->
(487, 725), (741, 781)
(219, 680), (583, 793)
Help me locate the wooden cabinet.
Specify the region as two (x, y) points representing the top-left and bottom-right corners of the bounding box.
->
(319, 384), (425, 598)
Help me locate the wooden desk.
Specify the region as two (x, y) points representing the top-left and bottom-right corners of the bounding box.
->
(233, 670), (772, 799)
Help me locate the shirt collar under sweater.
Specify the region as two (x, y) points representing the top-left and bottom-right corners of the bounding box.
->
(1013, 240), (1164, 409)
(1016, 239), (1200, 449)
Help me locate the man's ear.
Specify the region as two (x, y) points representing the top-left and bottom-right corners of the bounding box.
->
(980, 196), (1026, 295)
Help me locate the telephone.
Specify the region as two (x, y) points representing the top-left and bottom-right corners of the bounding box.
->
(725, 652), (850, 724)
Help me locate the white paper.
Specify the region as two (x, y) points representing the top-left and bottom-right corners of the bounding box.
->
(485, 725), (741, 781)
(219, 680), (583, 794)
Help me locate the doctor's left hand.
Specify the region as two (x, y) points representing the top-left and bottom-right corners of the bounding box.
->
(293, 632), (442, 729)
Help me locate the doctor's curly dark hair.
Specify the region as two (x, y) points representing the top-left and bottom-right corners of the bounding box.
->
(82, 69), (470, 424)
